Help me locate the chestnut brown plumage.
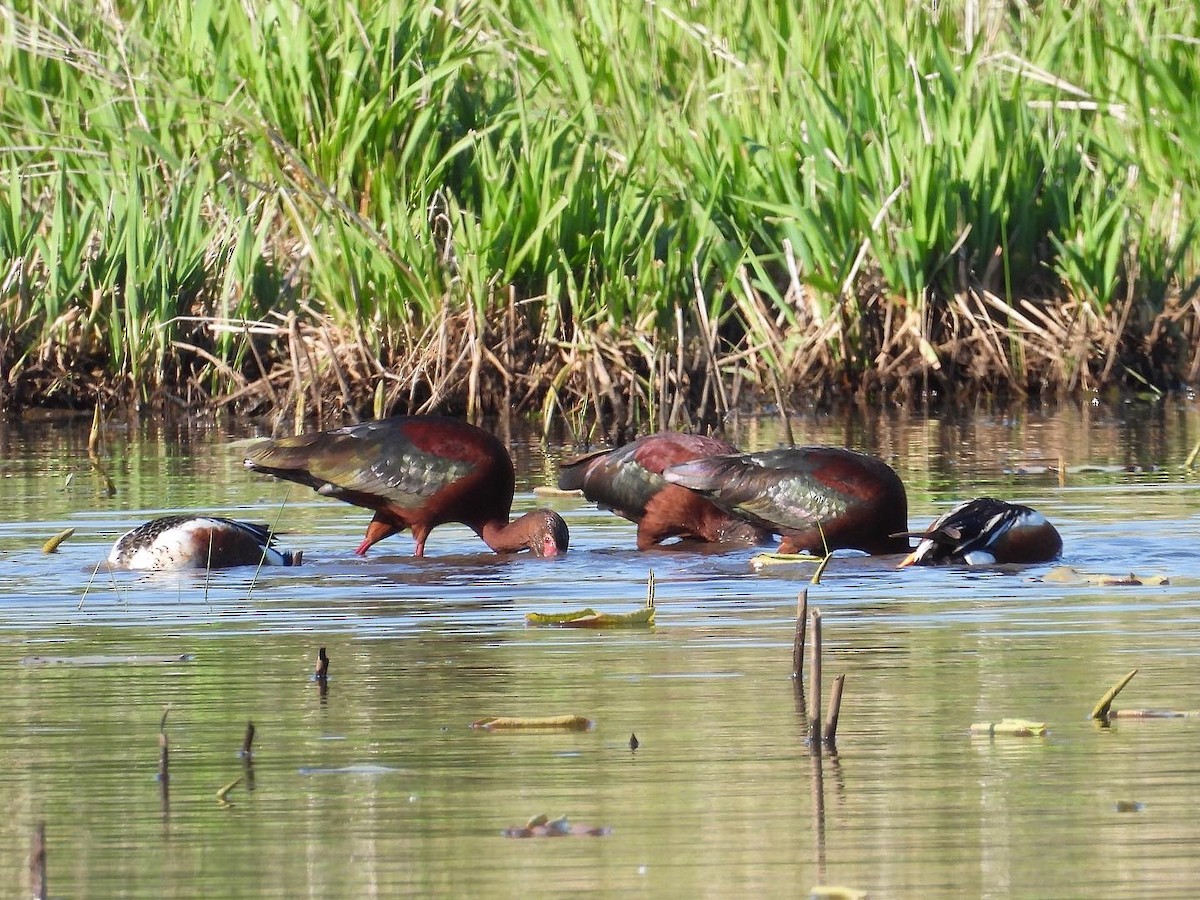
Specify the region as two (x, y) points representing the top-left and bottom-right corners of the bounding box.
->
(558, 432), (772, 549)
(663, 446), (911, 555)
(244, 415), (569, 558)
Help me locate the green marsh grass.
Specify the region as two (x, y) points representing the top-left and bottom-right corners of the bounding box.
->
(1, 0), (1198, 429)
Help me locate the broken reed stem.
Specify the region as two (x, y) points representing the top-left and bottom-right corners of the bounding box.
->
(293, 388), (305, 436)
(158, 703), (170, 797)
(158, 731), (170, 787)
(810, 522), (832, 585)
(241, 721), (255, 759)
(1186, 438), (1200, 470)
(792, 589), (808, 680)
(246, 486), (293, 603)
(216, 776), (242, 806)
(90, 457), (117, 498)
(808, 608), (822, 751)
(824, 674), (846, 748)
(373, 379), (386, 420)
(245, 323), (280, 407)
(810, 553), (832, 585)
(78, 559), (103, 610)
(30, 821), (46, 900)
(320, 325), (358, 422)
(1091, 668), (1139, 720)
(88, 402), (103, 455)
(203, 528), (215, 604)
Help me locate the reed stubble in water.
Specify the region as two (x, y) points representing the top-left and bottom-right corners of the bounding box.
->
(158, 705), (170, 812)
(29, 821), (46, 900)
(792, 590), (808, 682)
(241, 721), (255, 759)
(314, 647), (330, 701)
(808, 609), (822, 752)
(824, 675), (846, 749)
(798, 604), (845, 752)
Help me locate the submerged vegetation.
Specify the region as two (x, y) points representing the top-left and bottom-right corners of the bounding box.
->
(1, 0), (1198, 433)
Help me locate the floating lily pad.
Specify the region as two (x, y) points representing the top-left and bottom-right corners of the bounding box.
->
(1038, 566), (1169, 586)
(527, 571), (656, 627)
(526, 606), (654, 628)
(471, 715), (594, 731)
(969, 718), (1047, 737)
(503, 814), (611, 838)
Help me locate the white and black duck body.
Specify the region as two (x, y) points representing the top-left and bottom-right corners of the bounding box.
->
(108, 516), (302, 571)
(898, 498), (1062, 566)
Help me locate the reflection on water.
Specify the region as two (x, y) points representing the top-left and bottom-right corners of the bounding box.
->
(2, 401), (1200, 896)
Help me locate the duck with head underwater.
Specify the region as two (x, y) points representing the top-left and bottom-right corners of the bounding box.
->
(108, 516), (302, 571)
(558, 431), (773, 549)
(897, 497), (1063, 566)
(662, 446), (912, 556)
(243, 415), (569, 558)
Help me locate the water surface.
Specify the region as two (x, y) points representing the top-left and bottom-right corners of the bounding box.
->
(3, 402), (1200, 897)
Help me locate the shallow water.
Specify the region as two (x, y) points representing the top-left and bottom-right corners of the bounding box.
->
(3, 401), (1200, 897)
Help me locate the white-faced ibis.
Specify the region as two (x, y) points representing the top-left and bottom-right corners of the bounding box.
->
(663, 446), (911, 555)
(244, 415), (569, 558)
(558, 432), (772, 549)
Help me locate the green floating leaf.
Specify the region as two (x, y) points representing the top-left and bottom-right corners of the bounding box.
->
(969, 718), (1047, 737)
(471, 715), (594, 731)
(526, 606), (654, 628)
(527, 571), (655, 628)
